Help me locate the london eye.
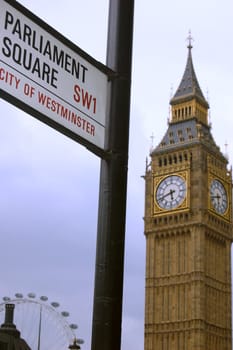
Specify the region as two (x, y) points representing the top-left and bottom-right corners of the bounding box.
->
(0, 293), (83, 350)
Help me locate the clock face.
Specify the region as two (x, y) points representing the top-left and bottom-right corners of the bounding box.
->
(210, 179), (228, 214)
(156, 175), (186, 210)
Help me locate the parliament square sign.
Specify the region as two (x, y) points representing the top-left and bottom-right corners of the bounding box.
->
(0, 0), (111, 153)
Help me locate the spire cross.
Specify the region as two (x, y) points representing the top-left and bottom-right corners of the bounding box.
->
(150, 132), (155, 152)
(225, 141), (228, 152)
(187, 30), (194, 50)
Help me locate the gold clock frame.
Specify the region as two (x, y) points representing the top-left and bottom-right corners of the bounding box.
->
(208, 172), (231, 221)
(153, 170), (189, 216)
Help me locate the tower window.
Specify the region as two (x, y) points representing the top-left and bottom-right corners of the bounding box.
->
(178, 129), (183, 136)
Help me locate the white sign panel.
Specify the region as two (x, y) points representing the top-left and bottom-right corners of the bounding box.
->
(0, 0), (110, 152)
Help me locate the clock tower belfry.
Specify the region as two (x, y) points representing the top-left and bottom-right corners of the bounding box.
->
(144, 38), (233, 350)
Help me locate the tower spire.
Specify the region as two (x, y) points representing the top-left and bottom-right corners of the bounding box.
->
(169, 33), (209, 125)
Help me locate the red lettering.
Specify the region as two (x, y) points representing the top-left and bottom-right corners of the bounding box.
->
(46, 96), (51, 109)
(73, 84), (97, 114)
(38, 91), (46, 104)
(77, 116), (82, 127)
(0, 67), (20, 89)
(37, 90), (95, 136)
(93, 97), (96, 114)
(81, 90), (92, 110)
(73, 84), (80, 103)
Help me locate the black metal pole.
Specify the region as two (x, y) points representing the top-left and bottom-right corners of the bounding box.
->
(91, 1), (134, 350)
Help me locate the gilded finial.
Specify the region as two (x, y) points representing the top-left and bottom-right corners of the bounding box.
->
(224, 141), (229, 160)
(187, 30), (194, 50)
(150, 133), (154, 147)
(150, 133), (155, 153)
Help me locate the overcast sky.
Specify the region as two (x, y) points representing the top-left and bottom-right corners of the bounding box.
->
(1, 0), (233, 350)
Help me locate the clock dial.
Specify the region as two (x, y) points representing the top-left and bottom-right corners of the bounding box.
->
(210, 179), (228, 214)
(156, 175), (186, 210)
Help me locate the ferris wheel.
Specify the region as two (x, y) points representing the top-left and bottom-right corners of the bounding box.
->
(0, 293), (84, 350)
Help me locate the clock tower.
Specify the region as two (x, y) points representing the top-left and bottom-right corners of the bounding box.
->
(144, 38), (233, 350)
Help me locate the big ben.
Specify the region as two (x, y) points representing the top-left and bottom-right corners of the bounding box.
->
(144, 36), (233, 350)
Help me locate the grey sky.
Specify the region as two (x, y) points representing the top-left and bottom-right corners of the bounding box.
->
(1, 1), (233, 350)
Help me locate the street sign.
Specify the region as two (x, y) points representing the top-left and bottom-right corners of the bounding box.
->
(0, 0), (111, 154)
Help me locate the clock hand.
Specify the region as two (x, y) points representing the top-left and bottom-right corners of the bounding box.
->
(158, 189), (175, 201)
(157, 192), (170, 201)
(211, 194), (221, 203)
(170, 189), (175, 200)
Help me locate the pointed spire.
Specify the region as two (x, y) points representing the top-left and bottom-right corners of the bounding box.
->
(170, 32), (209, 109)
